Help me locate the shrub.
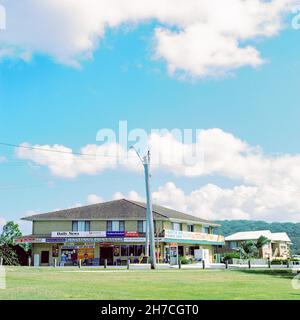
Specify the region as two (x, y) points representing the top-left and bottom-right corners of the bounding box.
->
(222, 252), (240, 261)
(271, 259), (287, 265)
(179, 256), (191, 264)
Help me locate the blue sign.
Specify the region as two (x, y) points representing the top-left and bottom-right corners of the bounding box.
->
(46, 238), (66, 243)
(106, 231), (125, 238)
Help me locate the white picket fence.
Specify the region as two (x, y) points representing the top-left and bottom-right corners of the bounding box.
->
(231, 258), (267, 265)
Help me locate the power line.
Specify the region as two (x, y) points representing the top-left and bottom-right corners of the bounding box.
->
(0, 142), (102, 157)
(0, 142), (136, 159)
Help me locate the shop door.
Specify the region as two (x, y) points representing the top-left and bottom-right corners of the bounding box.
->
(178, 246), (184, 257)
(41, 251), (50, 265)
(100, 247), (114, 265)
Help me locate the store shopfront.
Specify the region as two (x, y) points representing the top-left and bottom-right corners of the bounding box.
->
(16, 199), (225, 266)
(15, 229), (224, 266)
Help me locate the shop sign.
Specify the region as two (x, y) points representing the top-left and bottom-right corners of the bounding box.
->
(106, 231), (125, 238)
(97, 237), (124, 243)
(164, 229), (224, 243)
(124, 237), (146, 243)
(51, 231), (106, 238)
(65, 237), (100, 243)
(125, 231), (140, 238)
(62, 245), (95, 250)
(46, 238), (66, 243)
(14, 238), (46, 244)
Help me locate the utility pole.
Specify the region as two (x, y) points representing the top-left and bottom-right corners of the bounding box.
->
(145, 213), (150, 258)
(143, 151), (157, 269)
(130, 147), (157, 269)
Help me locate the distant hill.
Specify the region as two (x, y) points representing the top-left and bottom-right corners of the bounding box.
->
(216, 220), (300, 254)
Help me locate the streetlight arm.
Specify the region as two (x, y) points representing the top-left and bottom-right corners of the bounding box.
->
(129, 146), (144, 165)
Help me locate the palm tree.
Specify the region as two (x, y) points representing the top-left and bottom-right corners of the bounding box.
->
(238, 240), (258, 259)
(255, 236), (270, 258)
(237, 236), (270, 259)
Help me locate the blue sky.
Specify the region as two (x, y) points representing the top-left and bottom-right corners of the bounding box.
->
(0, 2), (299, 232)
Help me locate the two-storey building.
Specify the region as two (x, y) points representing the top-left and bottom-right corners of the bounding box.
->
(225, 230), (292, 259)
(15, 199), (224, 266)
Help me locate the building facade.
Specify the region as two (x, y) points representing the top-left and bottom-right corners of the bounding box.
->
(15, 199), (225, 266)
(225, 230), (292, 259)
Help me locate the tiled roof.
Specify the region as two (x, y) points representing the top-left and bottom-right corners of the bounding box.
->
(22, 199), (219, 226)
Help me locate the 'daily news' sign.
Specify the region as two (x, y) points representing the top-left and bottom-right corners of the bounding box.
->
(51, 231), (106, 238)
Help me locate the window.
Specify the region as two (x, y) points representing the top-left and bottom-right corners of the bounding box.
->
(154, 220), (157, 234)
(128, 245), (135, 256)
(229, 241), (238, 249)
(121, 245), (128, 256)
(189, 246), (195, 256)
(136, 245), (144, 256)
(114, 246), (120, 257)
(107, 220), (125, 232)
(119, 221), (125, 232)
(52, 245), (59, 258)
(187, 224), (194, 232)
(173, 223), (182, 231)
(78, 221), (85, 231)
(212, 227), (219, 234)
(138, 220), (146, 233)
(112, 221), (119, 231)
(72, 221), (90, 232)
(203, 227), (211, 234)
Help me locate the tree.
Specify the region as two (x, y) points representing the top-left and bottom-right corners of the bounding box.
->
(237, 236), (270, 259)
(216, 220), (298, 254)
(256, 236), (269, 257)
(0, 241), (19, 265)
(0, 221), (22, 265)
(1, 221), (22, 245)
(238, 240), (258, 259)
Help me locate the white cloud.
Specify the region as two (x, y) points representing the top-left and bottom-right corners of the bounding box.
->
(121, 181), (300, 222)
(15, 129), (300, 187)
(128, 191), (144, 202)
(152, 182), (254, 220)
(87, 194), (104, 204)
(15, 142), (129, 178)
(0, 0), (294, 77)
(15, 128), (300, 221)
(112, 190), (144, 202)
(154, 24), (263, 79)
(0, 215), (32, 235)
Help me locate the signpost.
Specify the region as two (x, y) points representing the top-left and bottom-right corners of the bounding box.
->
(169, 244), (178, 266)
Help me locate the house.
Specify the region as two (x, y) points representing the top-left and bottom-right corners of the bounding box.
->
(225, 230), (292, 259)
(15, 199), (225, 266)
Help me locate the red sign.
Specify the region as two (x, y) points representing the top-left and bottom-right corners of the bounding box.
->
(125, 231), (140, 238)
(14, 237), (45, 243)
(98, 243), (113, 247)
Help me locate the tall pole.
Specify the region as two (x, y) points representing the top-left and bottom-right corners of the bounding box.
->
(143, 151), (157, 269)
(145, 209), (150, 257)
(130, 147), (157, 269)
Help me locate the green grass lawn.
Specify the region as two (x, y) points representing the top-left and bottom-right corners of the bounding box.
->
(1, 267), (300, 300)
